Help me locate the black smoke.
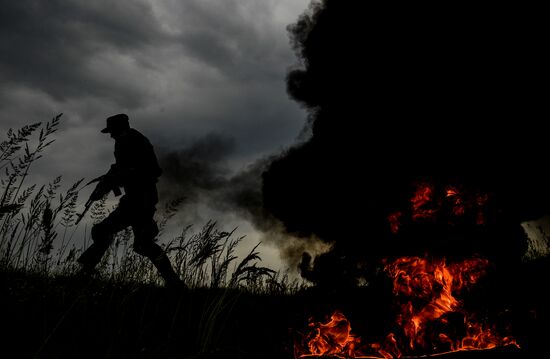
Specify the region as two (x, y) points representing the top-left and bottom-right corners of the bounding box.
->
(157, 134), (279, 233)
(262, 1), (550, 285)
(158, 134), (235, 203)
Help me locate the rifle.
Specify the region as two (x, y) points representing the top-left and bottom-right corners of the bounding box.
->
(75, 174), (122, 225)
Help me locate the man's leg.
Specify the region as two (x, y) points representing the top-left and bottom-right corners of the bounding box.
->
(132, 217), (185, 287)
(77, 206), (128, 275)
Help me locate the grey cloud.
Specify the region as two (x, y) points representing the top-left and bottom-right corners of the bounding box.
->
(164, 0), (298, 83)
(0, 0), (166, 107)
(1, 0), (306, 155)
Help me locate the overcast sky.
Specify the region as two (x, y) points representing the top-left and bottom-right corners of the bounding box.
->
(0, 0), (314, 273)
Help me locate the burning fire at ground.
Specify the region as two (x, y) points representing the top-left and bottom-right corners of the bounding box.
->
(297, 311), (361, 358)
(294, 256), (518, 358)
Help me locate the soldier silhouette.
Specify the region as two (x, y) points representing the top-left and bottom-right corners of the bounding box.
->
(77, 113), (185, 288)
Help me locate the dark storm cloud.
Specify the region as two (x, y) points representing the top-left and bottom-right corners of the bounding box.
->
(0, 0), (307, 159)
(0, 0), (166, 107)
(168, 0), (295, 83)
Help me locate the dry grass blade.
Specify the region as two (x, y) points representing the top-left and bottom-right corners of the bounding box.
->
(230, 242), (276, 288)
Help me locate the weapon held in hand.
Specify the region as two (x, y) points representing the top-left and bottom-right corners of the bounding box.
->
(75, 175), (121, 225)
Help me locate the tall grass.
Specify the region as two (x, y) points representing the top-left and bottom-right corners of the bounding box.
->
(0, 113), (83, 272)
(0, 115), (303, 294)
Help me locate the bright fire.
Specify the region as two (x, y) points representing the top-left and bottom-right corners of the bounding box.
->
(294, 256), (518, 358)
(298, 311), (362, 358)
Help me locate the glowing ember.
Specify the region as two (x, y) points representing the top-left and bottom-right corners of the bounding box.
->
(411, 184), (437, 221)
(294, 256), (518, 358)
(388, 212), (402, 234)
(387, 183), (489, 233)
(445, 186), (465, 217)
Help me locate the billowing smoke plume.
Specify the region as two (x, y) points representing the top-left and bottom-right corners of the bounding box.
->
(262, 1), (550, 285)
(158, 134), (235, 203)
(156, 134), (332, 271)
(157, 134), (268, 228)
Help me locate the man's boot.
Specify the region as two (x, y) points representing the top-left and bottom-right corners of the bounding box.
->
(76, 242), (109, 278)
(151, 253), (188, 290)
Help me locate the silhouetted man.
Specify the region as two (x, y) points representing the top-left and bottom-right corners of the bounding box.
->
(77, 113), (184, 288)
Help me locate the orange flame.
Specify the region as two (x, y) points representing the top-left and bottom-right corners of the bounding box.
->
(296, 311), (363, 358)
(384, 256), (509, 352)
(295, 257), (518, 358)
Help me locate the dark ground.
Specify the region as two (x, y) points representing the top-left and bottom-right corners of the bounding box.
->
(1, 258), (548, 359)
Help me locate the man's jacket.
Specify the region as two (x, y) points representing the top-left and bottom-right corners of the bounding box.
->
(109, 128), (162, 204)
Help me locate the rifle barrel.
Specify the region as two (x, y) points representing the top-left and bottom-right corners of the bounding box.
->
(75, 199), (94, 225)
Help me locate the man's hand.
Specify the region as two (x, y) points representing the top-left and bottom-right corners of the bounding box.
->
(75, 172), (121, 225)
(89, 182), (107, 202)
(90, 176), (116, 201)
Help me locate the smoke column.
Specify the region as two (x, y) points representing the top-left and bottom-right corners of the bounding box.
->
(262, 1), (550, 284)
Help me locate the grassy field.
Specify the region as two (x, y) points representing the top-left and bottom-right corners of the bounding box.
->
(1, 269), (303, 359)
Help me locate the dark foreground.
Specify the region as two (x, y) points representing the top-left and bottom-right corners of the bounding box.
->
(1, 259), (548, 359)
